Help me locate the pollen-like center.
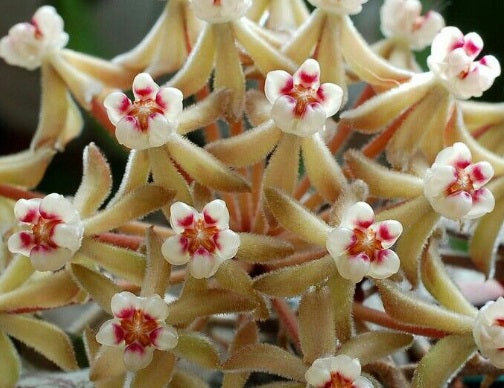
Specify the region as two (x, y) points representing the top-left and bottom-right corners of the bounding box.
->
(128, 100), (164, 132)
(288, 85), (320, 117)
(324, 372), (354, 388)
(446, 169), (474, 195)
(347, 228), (382, 260)
(182, 218), (219, 255)
(121, 309), (159, 347)
(31, 217), (61, 247)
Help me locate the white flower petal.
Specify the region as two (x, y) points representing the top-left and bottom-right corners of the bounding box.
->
(340, 202), (375, 230)
(161, 235), (191, 265)
(188, 249), (219, 279)
(465, 161), (494, 189)
(372, 220), (403, 248)
(466, 188), (495, 219)
(104, 92), (132, 125)
(52, 223), (83, 253)
(39, 193), (80, 224)
(318, 83), (343, 117)
(123, 344), (154, 371)
(326, 227), (354, 259)
(423, 165), (456, 199)
(7, 232), (35, 256)
(293, 59), (320, 89)
(462, 32), (483, 59)
(141, 294), (169, 321)
(14, 198), (41, 223)
(151, 325), (178, 350)
(111, 291), (140, 318)
(329, 355), (362, 380)
(433, 142), (472, 168)
(202, 199), (230, 229)
(156, 87), (183, 121)
(29, 245), (73, 272)
(292, 103), (327, 137)
(96, 320), (123, 346)
(33, 6), (66, 44)
(271, 95), (297, 132)
(430, 191), (473, 220)
(115, 116), (149, 150)
(191, 0), (252, 23)
(429, 26), (464, 64)
(334, 253), (370, 283)
(264, 70), (293, 105)
(368, 249), (400, 279)
(305, 363), (331, 387)
(215, 229), (240, 261)
(169, 202), (198, 233)
(132, 73), (159, 101)
(147, 113), (175, 148)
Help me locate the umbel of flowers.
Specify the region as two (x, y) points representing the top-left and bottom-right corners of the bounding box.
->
(2, 1), (504, 387)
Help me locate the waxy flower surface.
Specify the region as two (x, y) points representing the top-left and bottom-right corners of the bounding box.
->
(305, 355), (373, 388)
(161, 200), (240, 279)
(473, 297), (504, 368)
(265, 59), (343, 137)
(104, 73), (183, 150)
(307, 0), (368, 15)
(424, 142), (494, 220)
(7, 194), (84, 272)
(427, 27), (501, 99)
(0, 6), (68, 70)
(96, 292), (178, 371)
(326, 202), (402, 283)
(191, 0), (252, 23)
(380, 0), (444, 50)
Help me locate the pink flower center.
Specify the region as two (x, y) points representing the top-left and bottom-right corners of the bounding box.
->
(182, 218), (219, 255)
(30, 19), (43, 39)
(287, 85), (321, 117)
(31, 216), (61, 248)
(446, 169), (474, 196)
(128, 100), (164, 132)
(323, 372), (354, 388)
(120, 309), (159, 347)
(347, 228), (383, 260)
(412, 15), (427, 32)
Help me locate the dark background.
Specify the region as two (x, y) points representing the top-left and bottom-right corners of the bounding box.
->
(0, 0), (503, 195)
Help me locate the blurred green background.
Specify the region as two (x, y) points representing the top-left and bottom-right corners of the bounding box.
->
(0, 0), (503, 196)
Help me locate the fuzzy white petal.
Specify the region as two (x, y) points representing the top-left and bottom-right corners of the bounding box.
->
(152, 325), (178, 350)
(202, 199), (230, 229)
(104, 92), (131, 125)
(368, 249), (400, 279)
(123, 344), (154, 371)
(334, 253), (370, 283)
(132, 73), (159, 101)
(169, 202), (198, 233)
(326, 227), (354, 259)
(340, 202), (375, 230)
(265, 70), (293, 105)
(29, 245), (73, 272)
(215, 229), (240, 261)
(161, 235), (191, 265)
